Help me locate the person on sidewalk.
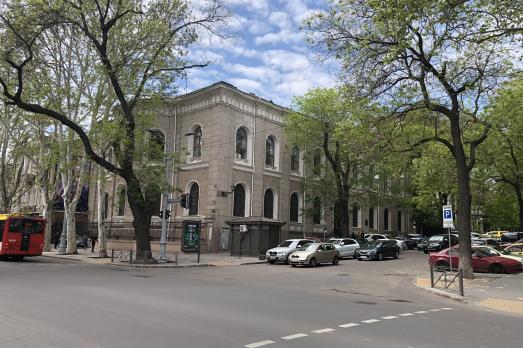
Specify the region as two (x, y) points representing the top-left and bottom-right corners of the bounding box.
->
(90, 235), (98, 253)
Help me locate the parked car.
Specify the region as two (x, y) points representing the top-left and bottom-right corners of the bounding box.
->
(472, 246), (523, 265)
(423, 234), (459, 253)
(501, 232), (523, 244)
(378, 238), (406, 251)
(327, 238), (360, 258)
(365, 234), (389, 242)
(504, 243), (523, 256)
(417, 237), (430, 251)
(288, 243), (340, 267)
(395, 236), (417, 250)
(265, 239), (315, 264)
(407, 234), (423, 242)
(356, 240), (400, 261)
(428, 247), (522, 274)
(76, 235), (88, 249)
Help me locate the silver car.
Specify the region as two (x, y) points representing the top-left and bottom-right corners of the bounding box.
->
(288, 243), (340, 267)
(327, 238), (360, 258)
(265, 239), (315, 264)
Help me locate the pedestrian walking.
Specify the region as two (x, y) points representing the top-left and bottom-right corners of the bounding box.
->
(90, 235), (98, 253)
(360, 231), (365, 240)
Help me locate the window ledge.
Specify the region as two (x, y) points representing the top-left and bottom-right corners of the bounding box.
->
(263, 170), (282, 178)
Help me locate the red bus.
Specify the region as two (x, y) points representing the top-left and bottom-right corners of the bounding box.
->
(0, 214), (46, 260)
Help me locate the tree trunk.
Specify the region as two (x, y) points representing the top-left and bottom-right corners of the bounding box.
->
(125, 173), (152, 261)
(450, 117), (474, 279)
(42, 202), (52, 251)
(97, 171), (107, 257)
(514, 184), (523, 231)
(334, 198), (350, 237)
(64, 203), (78, 254)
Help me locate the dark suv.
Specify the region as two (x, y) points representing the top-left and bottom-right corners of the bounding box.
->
(423, 234), (459, 253)
(356, 240), (400, 261)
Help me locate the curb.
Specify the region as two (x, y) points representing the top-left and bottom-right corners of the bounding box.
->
(109, 262), (215, 269)
(419, 286), (468, 303)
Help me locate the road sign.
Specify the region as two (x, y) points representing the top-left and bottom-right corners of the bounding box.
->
(442, 205), (454, 229)
(167, 197), (180, 204)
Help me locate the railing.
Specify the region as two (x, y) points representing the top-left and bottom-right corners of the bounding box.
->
(110, 249), (210, 266)
(430, 265), (464, 296)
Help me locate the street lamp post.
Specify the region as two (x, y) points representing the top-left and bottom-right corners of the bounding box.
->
(57, 213), (67, 254)
(374, 174), (380, 233)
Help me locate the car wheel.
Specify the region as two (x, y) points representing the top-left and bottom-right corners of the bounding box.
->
(353, 250), (359, 258)
(291, 264), (297, 268)
(332, 256), (339, 265)
(268, 260), (275, 264)
(12, 255), (24, 261)
(435, 260), (449, 270)
(309, 258), (317, 267)
(423, 250), (429, 254)
(376, 252), (383, 261)
(489, 263), (504, 274)
(393, 251), (399, 259)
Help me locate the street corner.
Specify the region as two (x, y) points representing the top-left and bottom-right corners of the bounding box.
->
(479, 298), (523, 316)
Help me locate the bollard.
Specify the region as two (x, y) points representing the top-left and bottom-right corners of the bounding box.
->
(458, 269), (464, 296)
(111, 249), (114, 263)
(430, 265), (435, 288)
(129, 250), (133, 265)
(175, 251), (178, 265)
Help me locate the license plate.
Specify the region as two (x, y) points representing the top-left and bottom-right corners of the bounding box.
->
(360, 256), (368, 259)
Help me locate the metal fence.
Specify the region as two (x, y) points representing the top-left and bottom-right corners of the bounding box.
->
(110, 249), (205, 266)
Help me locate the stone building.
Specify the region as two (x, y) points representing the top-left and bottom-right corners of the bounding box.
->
(87, 81), (413, 253)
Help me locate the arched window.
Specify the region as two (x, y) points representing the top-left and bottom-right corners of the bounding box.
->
(291, 146), (300, 172)
(313, 197), (321, 224)
(263, 189), (274, 219)
(384, 208), (389, 231)
(148, 130), (165, 161)
(189, 183), (199, 216)
(116, 185), (126, 216)
(352, 205), (360, 227)
(290, 193), (299, 222)
(233, 184), (246, 217)
(193, 126), (202, 159)
(397, 211), (402, 232)
(236, 128), (248, 160)
(103, 193), (109, 219)
(265, 136), (275, 167)
(313, 149), (322, 175)
(368, 208), (374, 229)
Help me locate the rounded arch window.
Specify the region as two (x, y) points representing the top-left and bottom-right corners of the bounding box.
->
(397, 210), (402, 232)
(352, 204), (360, 227)
(147, 129), (165, 161)
(189, 182), (199, 216)
(384, 208), (390, 230)
(193, 126), (202, 159)
(236, 128), (248, 160)
(263, 189), (274, 219)
(265, 136), (275, 167)
(103, 192), (109, 219)
(233, 184), (246, 217)
(290, 193), (300, 222)
(313, 197), (321, 224)
(368, 208), (374, 229)
(291, 146), (300, 172)
(116, 185), (126, 216)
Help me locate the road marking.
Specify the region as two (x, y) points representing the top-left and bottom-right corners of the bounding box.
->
(399, 313), (414, 317)
(496, 286), (505, 289)
(281, 333), (308, 340)
(381, 316), (398, 319)
(517, 297), (523, 301)
(312, 328), (335, 334)
(429, 309), (442, 312)
(339, 323), (359, 328)
(361, 319), (380, 324)
(244, 340), (275, 348)
(414, 311), (428, 314)
(441, 307), (453, 310)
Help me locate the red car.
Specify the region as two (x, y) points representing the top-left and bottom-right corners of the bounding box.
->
(428, 247), (522, 274)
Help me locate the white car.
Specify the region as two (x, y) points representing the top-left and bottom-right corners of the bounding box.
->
(365, 234), (389, 241)
(265, 239), (315, 264)
(327, 238), (360, 258)
(377, 238), (405, 251)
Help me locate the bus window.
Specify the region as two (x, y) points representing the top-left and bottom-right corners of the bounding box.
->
(9, 219), (23, 233)
(28, 221), (44, 234)
(0, 221), (4, 240)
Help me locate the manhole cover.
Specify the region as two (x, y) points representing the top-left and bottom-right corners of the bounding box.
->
(354, 301), (377, 305)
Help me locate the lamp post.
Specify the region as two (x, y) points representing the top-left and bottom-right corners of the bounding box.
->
(374, 174), (380, 233)
(57, 213), (67, 254)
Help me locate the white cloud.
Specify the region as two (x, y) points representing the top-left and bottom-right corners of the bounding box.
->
(255, 29), (306, 46)
(228, 78), (264, 92)
(268, 11), (292, 30)
(223, 63), (279, 82)
(262, 50), (310, 71)
(248, 20), (271, 35)
(222, 0), (270, 14)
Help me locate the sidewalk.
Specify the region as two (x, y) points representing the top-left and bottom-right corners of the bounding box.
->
(416, 272), (523, 315)
(42, 248), (266, 268)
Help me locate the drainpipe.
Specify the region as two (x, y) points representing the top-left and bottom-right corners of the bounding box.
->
(250, 97), (261, 217)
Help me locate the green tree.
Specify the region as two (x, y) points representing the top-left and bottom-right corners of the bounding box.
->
(306, 0), (521, 278)
(0, 0), (226, 259)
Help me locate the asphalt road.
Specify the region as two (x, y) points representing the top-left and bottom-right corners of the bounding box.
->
(0, 251), (520, 348)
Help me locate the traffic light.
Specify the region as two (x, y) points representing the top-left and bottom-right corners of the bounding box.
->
(180, 193), (189, 209)
(164, 210), (171, 219)
(158, 211), (163, 218)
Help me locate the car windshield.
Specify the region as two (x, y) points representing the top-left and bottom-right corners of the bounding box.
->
(365, 241), (382, 248)
(298, 243), (317, 251)
(429, 236), (444, 241)
(328, 239), (341, 245)
(278, 241), (293, 248)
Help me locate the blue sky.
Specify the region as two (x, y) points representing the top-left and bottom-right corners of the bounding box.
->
(186, 0), (337, 108)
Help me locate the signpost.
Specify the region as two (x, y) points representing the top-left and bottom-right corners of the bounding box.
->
(182, 220), (201, 263)
(442, 205), (454, 272)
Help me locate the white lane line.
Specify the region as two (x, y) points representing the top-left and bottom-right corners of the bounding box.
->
(517, 297), (523, 301)
(399, 313), (414, 317)
(281, 333), (308, 340)
(245, 340), (275, 348)
(414, 311), (428, 314)
(429, 309), (442, 312)
(312, 328), (335, 334)
(361, 319), (380, 324)
(339, 323), (360, 328)
(441, 307), (453, 311)
(381, 316), (398, 319)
